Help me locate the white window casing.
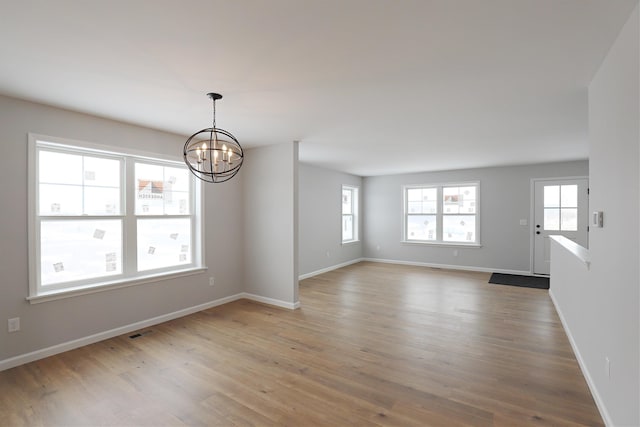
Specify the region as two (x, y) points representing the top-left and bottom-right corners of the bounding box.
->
(342, 185), (359, 243)
(28, 133), (205, 303)
(403, 182), (480, 247)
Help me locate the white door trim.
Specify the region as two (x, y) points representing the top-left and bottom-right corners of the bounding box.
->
(529, 176), (588, 275)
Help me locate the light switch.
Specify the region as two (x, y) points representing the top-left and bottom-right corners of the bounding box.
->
(592, 211), (604, 228)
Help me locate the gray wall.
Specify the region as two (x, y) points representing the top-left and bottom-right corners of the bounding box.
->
(0, 95), (245, 362)
(243, 142), (299, 306)
(298, 163), (363, 277)
(363, 161), (588, 273)
(553, 6), (639, 425)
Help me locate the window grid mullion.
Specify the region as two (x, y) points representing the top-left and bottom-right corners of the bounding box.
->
(436, 186), (443, 242)
(81, 155), (85, 215)
(123, 157), (136, 277)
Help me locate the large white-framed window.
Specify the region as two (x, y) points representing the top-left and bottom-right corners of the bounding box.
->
(404, 182), (480, 245)
(28, 134), (204, 302)
(342, 185), (359, 243)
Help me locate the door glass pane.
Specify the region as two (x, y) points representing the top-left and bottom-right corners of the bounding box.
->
(342, 215), (353, 241)
(544, 208), (560, 230)
(137, 218), (192, 271)
(443, 215), (476, 242)
(561, 208), (578, 231)
(544, 186), (560, 208)
(40, 219), (122, 286)
(560, 185), (578, 208)
(407, 215), (437, 241)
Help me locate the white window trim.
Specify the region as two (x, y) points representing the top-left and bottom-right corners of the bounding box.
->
(27, 133), (206, 303)
(402, 181), (481, 247)
(342, 185), (359, 244)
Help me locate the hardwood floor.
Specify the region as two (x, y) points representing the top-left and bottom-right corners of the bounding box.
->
(0, 262), (603, 426)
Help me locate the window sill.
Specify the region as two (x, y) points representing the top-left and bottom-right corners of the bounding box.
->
(341, 240), (361, 246)
(401, 240), (482, 248)
(27, 266), (208, 304)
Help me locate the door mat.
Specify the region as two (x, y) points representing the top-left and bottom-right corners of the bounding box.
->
(489, 273), (549, 289)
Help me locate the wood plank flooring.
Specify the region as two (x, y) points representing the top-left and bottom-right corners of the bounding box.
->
(0, 262), (603, 426)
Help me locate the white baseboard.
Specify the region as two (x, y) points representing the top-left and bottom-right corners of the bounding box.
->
(549, 290), (612, 427)
(362, 257), (530, 276)
(242, 292), (300, 310)
(0, 292), (300, 372)
(298, 258), (364, 280)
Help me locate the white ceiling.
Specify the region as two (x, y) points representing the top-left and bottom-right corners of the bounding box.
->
(0, 0), (637, 176)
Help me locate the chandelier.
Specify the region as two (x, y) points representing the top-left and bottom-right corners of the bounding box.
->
(183, 93), (244, 183)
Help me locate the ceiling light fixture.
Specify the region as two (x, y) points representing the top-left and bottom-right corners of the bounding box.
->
(183, 93), (243, 183)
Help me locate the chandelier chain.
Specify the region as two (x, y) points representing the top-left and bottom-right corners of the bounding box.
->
(212, 97), (216, 129)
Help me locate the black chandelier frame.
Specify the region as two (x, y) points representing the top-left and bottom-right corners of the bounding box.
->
(183, 93), (244, 183)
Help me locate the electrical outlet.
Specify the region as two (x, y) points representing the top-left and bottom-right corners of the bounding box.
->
(605, 357), (611, 379)
(209, 277), (215, 287)
(453, 250), (458, 257)
(8, 317), (20, 333)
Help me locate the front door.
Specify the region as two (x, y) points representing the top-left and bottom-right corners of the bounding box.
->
(533, 178), (588, 275)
